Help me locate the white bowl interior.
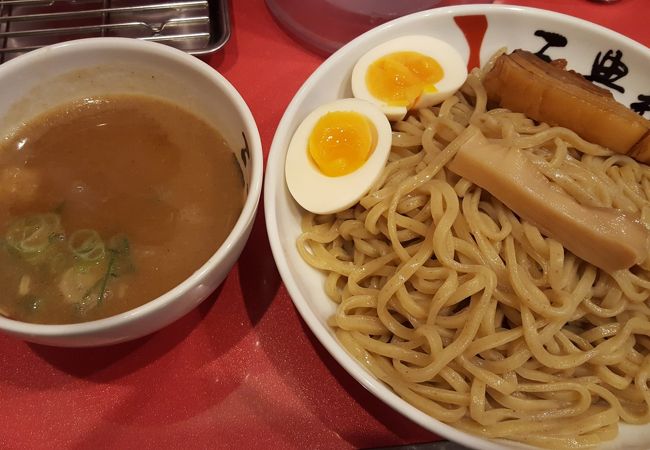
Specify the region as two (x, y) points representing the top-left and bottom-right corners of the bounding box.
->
(265, 5), (650, 449)
(0, 38), (263, 347)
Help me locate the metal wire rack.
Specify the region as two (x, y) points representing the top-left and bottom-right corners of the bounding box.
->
(0, 0), (230, 63)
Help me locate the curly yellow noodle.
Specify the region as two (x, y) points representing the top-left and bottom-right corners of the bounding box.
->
(297, 71), (650, 447)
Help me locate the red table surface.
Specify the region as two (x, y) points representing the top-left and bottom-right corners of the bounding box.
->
(1, 1), (648, 449)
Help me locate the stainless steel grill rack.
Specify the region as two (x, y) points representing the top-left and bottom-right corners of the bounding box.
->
(0, 0), (229, 63)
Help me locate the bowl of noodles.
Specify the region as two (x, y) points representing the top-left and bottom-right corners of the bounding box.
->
(264, 4), (650, 450)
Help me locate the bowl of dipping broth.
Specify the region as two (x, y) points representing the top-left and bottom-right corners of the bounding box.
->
(0, 37), (262, 347)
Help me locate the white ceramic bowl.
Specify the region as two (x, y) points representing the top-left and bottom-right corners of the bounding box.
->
(264, 5), (650, 449)
(0, 38), (263, 347)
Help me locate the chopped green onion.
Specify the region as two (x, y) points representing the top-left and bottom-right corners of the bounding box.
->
(5, 213), (63, 255)
(69, 229), (105, 262)
(80, 235), (133, 307)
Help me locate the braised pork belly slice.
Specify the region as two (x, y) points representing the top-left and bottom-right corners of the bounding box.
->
(630, 132), (650, 163)
(447, 129), (649, 272)
(483, 50), (650, 160)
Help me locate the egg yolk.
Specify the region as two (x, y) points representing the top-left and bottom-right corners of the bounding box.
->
(308, 111), (375, 177)
(366, 51), (444, 107)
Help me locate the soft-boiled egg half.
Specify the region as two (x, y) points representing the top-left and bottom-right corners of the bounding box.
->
(351, 35), (467, 121)
(285, 98), (392, 215)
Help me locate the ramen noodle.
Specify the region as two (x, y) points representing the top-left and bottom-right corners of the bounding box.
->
(297, 66), (650, 448)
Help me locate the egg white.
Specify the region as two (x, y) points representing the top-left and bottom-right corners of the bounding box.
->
(285, 98), (392, 215)
(351, 35), (468, 121)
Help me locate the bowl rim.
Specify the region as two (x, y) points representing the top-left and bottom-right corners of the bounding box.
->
(264, 4), (650, 449)
(0, 37), (264, 338)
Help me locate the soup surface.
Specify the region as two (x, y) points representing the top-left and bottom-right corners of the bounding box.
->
(0, 94), (244, 324)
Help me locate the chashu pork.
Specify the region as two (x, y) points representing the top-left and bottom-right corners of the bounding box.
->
(482, 50), (650, 161)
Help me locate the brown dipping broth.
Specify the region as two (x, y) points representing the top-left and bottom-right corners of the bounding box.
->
(0, 94), (244, 324)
